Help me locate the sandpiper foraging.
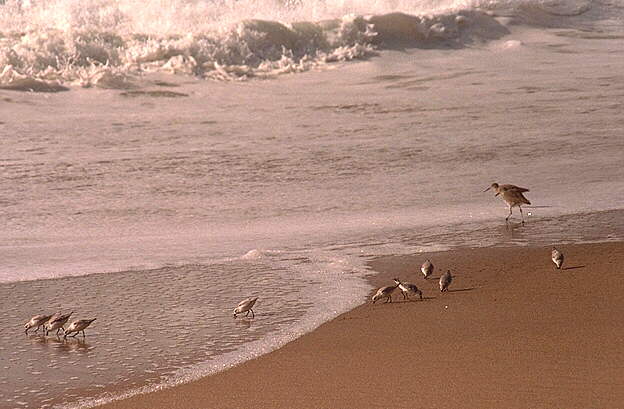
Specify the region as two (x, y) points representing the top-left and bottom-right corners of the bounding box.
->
(63, 318), (97, 339)
(421, 259), (434, 279)
(393, 279), (423, 301)
(551, 247), (564, 269)
(45, 311), (73, 336)
(439, 270), (453, 292)
(484, 183), (531, 224)
(234, 297), (258, 319)
(24, 314), (53, 334)
(371, 283), (398, 304)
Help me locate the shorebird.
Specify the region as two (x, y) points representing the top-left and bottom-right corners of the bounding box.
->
(371, 283), (398, 304)
(63, 318), (96, 339)
(484, 183), (531, 224)
(552, 247), (564, 269)
(394, 279), (423, 301)
(439, 270), (453, 292)
(45, 311), (73, 336)
(43, 311), (61, 331)
(24, 314), (53, 334)
(234, 297), (258, 319)
(421, 259), (434, 279)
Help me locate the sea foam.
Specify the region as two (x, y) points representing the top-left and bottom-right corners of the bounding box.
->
(0, 0), (546, 88)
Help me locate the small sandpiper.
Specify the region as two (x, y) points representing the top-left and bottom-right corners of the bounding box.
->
(551, 247), (564, 269)
(64, 318), (97, 339)
(394, 279), (423, 300)
(371, 283), (398, 304)
(234, 297), (258, 319)
(421, 259), (434, 279)
(439, 270), (453, 292)
(45, 311), (73, 336)
(24, 314), (53, 334)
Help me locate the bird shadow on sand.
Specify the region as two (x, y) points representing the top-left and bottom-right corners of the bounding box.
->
(563, 265), (585, 271)
(397, 297), (435, 302)
(446, 287), (476, 293)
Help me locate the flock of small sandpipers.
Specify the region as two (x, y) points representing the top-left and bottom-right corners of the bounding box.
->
(24, 311), (96, 339)
(370, 243), (564, 304)
(369, 183), (566, 304)
(23, 182), (564, 332)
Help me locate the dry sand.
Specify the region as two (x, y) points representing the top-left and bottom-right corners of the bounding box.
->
(98, 242), (624, 409)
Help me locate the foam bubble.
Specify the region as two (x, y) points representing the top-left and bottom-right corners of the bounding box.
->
(241, 249), (264, 259)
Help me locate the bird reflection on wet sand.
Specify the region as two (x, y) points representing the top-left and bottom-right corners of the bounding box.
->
(28, 333), (93, 354)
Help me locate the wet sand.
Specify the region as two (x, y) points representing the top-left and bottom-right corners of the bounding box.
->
(97, 241), (624, 409)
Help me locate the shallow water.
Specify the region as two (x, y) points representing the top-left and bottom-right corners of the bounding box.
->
(1, 257), (370, 408)
(1, 0), (624, 407)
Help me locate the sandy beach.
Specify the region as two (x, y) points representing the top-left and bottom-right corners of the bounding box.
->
(97, 241), (624, 409)
(3, 2), (624, 408)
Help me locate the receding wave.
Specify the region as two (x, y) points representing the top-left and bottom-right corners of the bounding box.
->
(0, 0), (610, 90)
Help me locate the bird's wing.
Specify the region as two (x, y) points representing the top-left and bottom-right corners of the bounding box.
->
(502, 184), (530, 193)
(239, 298), (257, 307)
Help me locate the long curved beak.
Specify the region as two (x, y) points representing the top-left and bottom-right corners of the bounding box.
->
(483, 186), (491, 192)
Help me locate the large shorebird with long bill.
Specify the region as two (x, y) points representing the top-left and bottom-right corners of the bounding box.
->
(484, 183), (531, 224)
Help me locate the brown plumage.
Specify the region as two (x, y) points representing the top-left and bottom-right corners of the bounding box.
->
(485, 183), (531, 224)
(63, 318), (96, 339)
(371, 284), (398, 304)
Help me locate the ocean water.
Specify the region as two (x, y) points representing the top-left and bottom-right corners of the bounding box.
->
(1, 0), (624, 407)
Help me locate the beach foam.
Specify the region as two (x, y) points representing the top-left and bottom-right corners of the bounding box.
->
(0, 0), (607, 86)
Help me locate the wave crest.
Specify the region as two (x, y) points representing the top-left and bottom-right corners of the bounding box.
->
(0, 0), (603, 89)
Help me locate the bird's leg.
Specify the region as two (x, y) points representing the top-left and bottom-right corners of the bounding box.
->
(250, 309), (255, 318)
(82, 331), (86, 337)
(505, 206), (513, 222)
(519, 206), (525, 224)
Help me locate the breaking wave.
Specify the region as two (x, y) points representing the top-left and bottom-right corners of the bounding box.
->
(0, 0), (607, 90)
